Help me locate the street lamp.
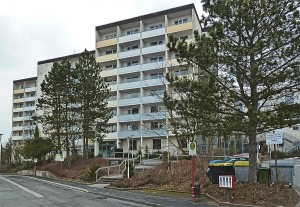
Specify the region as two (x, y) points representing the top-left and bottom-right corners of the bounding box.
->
(127, 137), (130, 178)
(0, 133), (2, 167)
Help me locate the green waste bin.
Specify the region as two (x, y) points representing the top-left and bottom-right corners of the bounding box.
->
(258, 167), (270, 184)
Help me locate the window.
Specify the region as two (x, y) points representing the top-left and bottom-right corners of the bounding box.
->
(127, 108), (139, 114)
(129, 140), (137, 150)
(150, 40), (163, 46)
(30, 93), (34, 97)
(105, 64), (117, 69)
(127, 60), (139, 66)
(149, 24), (163, 30)
(150, 56), (163, 62)
(175, 36), (188, 41)
(127, 29), (139, 35)
(20, 95), (24, 98)
(150, 89), (164, 96)
(180, 138), (187, 148)
(19, 113), (22, 117)
(174, 18), (188, 25)
(175, 69), (189, 76)
(151, 122), (163, 129)
(151, 106), (163, 113)
(150, 73), (163, 79)
(127, 123), (139, 131)
(105, 49), (116, 54)
(19, 122), (22, 126)
(126, 45), (139, 51)
(105, 34), (117, 40)
(153, 139), (161, 150)
(108, 94), (117, 101)
(126, 76), (139, 82)
(127, 93), (139, 99)
(293, 126), (299, 130)
(106, 124), (117, 133)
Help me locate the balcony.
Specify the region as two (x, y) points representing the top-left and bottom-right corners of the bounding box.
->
(118, 97), (141, 107)
(105, 132), (118, 139)
(118, 114), (140, 122)
(118, 80), (140, 91)
(107, 100), (117, 107)
(142, 44), (165, 55)
(118, 49), (140, 59)
(142, 61), (165, 71)
(13, 89), (24, 94)
(141, 95), (163, 104)
(141, 111), (166, 121)
(141, 78), (165, 88)
(25, 87), (36, 92)
(12, 126), (24, 131)
(13, 108), (23, 112)
(96, 54), (117, 63)
(167, 21), (193, 34)
(12, 117), (24, 122)
(12, 136), (24, 141)
(23, 106), (35, 111)
(24, 97), (36, 102)
(118, 65), (140, 75)
(142, 27), (165, 39)
(23, 116), (33, 121)
(119, 33), (140, 43)
(13, 98), (24, 103)
(108, 84), (117, 91)
(118, 130), (141, 139)
(142, 129), (167, 138)
(101, 68), (117, 77)
(24, 125), (34, 130)
(96, 38), (117, 48)
(108, 116), (117, 123)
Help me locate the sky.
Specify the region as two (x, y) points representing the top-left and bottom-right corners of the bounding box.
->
(0, 0), (203, 145)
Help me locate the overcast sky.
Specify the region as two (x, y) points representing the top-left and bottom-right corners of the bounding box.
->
(0, 0), (203, 144)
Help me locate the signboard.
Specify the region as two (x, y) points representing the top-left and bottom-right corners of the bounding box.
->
(266, 132), (283, 145)
(109, 160), (122, 166)
(188, 141), (197, 156)
(55, 154), (64, 162)
(219, 175), (235, 188)
(33, 158), (38, 163)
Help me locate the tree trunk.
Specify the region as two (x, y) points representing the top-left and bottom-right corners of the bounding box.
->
(248, 129), (258, 183)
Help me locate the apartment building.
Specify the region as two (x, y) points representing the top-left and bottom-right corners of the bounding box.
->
(94, 4), (201, 156)
(12, 77), (37, 148)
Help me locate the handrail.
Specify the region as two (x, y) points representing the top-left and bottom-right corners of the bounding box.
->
(95, 160), (126, 182)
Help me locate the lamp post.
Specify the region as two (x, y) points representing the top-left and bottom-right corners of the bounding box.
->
(0, 133), (3, 167)
(127, 137), (130, 178)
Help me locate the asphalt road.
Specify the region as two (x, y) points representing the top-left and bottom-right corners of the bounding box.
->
(0, 175), (215, 207)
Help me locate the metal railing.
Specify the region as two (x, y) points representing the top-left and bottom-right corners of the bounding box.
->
(95, 160), (126, 182)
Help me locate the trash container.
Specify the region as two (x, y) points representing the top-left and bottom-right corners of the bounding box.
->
(258, 167), (270, 184)
(269, 160), (294, 186)
(194, 182), (200, 198)
(207, 163), (234, 184)
(234, 161), (249, 182)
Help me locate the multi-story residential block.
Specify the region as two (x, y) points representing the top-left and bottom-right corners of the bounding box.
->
(94, 4), (201, 156)
(12, 77), (37, 148)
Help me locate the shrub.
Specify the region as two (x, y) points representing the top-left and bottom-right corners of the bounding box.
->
(86, 164), (101, 182)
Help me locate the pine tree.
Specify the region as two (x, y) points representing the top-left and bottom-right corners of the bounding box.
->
(168, 0), (300, 183)
(73, 49), (112, 159)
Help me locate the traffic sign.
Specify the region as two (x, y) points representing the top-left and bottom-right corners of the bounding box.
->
(266, 132), (283, 145)
(188, 141), (197, 155)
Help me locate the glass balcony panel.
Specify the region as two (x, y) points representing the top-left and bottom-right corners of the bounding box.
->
(142, 61), (165, 71)
(118, 97), (141, 106)
(118, 81), (140, 91)
(142, 27), (165, 39)
(118, 114), (141, 122)
(118, 65), (140, 75)
(142, 44), (165, 55)
(119, 33), (140, 43)
(118, 49), (140, 59)
(118, 130), (141, 139)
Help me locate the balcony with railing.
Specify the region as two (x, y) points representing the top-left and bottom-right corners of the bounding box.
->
(25, 87), (36, 92)
(23, 106), (36, 111)
(13, 89), (24, 94)
(118, 130), (141, 139)
(13, 98), (24, 103)
(142, 27), (165, 39)
(118, 64), (140, 75)
(118, 96), (141, 106)
(167, 21), (193, 34)
(119, 33), (140, 43)
(141, 77), (165, 88)
(118, 48), (140, 59)
(142, 44), (165, 55)
(96, 38), (117, 48)
(142, 61), (165, 71)
(117, 113), (141, 123)
(118, 79), (140, 91)
(24, 97), (36, 102)
(96, 53), (117, 63)
(13, 107), (23, 112)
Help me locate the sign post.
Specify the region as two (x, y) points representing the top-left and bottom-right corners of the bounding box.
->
(219, 175), (235, 202)
(266, 132), (283, 197)
(55, 154), (64, 179)
(33, 158), (37, 176)
(188, 141), (197, 202)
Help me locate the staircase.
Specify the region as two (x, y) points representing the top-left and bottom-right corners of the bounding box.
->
(283, 132), (300, 153)
(98, 174), (123, 184)
(135, 157), (163, 173)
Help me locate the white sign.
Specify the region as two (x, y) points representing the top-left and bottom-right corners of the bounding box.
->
(219, 175), (235, 188)
(188, 141), (197, 156)
(55, 154), (64, 162)
(33, 158), (37, 163)
(266, 132), (283, 145)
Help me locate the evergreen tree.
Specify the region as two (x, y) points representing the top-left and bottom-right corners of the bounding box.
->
(73, 49), (112, 159)
(168, 0), (300, 183)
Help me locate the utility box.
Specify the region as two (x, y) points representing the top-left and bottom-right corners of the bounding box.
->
(269, 160), (294, 186)
(234, 161), (249, 183)
(258, 167), (270, 184)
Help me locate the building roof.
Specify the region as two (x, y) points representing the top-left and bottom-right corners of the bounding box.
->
(37, 50), (95, 65)
(95, 3), (199, 31)
(13, 77), (37, 84)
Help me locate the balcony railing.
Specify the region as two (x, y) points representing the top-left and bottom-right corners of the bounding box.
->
(142, 27), (165, 39)
(142, 44), (165, 55)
